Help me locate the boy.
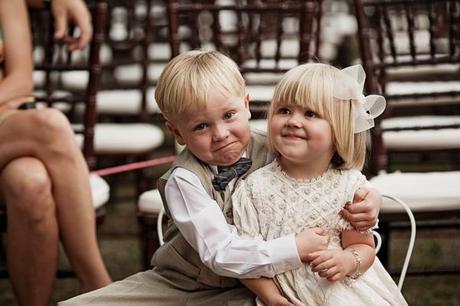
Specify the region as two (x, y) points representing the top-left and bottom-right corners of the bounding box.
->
(60, 50), (381, 306)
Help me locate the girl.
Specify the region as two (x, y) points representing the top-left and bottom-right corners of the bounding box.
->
(232, 63), (407, 306)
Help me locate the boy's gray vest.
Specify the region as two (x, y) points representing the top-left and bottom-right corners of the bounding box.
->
(154, 131), (268, 289)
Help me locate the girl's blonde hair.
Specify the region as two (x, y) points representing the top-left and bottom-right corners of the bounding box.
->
(268, 63), (367, 170)
(155, 50), (246, 120)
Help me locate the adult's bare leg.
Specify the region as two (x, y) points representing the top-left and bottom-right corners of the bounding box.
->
(0, 109), (111, 292)
(0, 157), (58, 306)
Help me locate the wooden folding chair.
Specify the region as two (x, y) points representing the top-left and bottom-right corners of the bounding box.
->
(167, 0), (323, 118)
(353, 0), (460, 275)
(353, 0), (460, 173)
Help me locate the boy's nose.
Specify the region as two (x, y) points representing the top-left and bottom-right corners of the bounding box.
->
(212, 124), (230, 141)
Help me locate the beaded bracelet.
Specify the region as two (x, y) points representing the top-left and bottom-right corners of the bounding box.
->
(347, 248), (362, 280)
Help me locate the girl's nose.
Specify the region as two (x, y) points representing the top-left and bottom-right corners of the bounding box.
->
(286, 112), (302, 127)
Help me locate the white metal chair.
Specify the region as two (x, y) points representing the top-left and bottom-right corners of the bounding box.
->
(157, 206), (165, 247)
(374, 194), (416, 290)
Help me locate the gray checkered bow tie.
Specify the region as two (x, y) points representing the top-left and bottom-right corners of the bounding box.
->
(212, 157), (252, 191)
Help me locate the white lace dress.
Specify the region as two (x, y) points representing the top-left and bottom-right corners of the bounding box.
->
(232, 161), (407, 306)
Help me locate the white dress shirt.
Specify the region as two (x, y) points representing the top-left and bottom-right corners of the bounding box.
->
(165, 166), (302, 279)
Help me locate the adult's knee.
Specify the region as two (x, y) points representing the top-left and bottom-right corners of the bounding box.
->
(1, 158), (54, 222)
(32, 108), (76, 148)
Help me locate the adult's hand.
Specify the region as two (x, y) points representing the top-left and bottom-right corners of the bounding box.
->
(51, 0), (92, 50)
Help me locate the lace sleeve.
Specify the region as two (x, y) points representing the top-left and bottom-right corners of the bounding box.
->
(232, 179), (264, 240)
(336, 170), (369, 232)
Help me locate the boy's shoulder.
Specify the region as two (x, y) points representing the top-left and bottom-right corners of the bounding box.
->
(250, 128), (267, 143)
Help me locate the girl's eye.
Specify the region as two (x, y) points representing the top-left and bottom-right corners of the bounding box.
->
(193, 123), (208, 131)
(277, 107), (290, 115)
(305, 110), (317, 118)
(223, 112), (235, 120)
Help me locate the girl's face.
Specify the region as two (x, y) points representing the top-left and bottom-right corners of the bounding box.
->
(269, 103), (335, 169)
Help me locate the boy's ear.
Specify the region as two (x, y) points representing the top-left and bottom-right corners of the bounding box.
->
(243, 93), (251, 119)
(165, 121), (186, 145)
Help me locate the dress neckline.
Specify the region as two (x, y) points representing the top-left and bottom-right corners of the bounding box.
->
(273, 159), (333, 184)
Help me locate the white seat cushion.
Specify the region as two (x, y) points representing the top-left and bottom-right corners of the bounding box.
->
(96, 89), (161, 115)
(382, 116), (460, 151)
(90, 174), (110, 209)
(386, 81), (460, 96)
(113, 63), (167, 83)
(148, 43), (170, 61)
(138, 189), (163, 214)
(61, 71), (89, 90)
(75, 123), (164, 154)
(370, 171), (460, 213)
(247, 85), (275, 102)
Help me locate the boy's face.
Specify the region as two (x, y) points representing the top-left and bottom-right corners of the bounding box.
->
(167, 89), (252, 166)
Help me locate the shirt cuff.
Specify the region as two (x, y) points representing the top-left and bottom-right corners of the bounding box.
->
(269, 234), (302, 274)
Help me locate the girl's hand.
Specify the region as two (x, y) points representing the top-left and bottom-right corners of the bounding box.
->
(309, 249), (356, 282)
(341, 187), (381, 231)
(295, 227), (329, 262)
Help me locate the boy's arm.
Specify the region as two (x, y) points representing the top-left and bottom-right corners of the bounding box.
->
(165, 167), (302, 279)
(341, 187), (381, 231)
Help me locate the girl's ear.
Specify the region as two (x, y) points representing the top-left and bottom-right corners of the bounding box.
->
(244, 93), (251, 119)
(165, 121), (185, 145)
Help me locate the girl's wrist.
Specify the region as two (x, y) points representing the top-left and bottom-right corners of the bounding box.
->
(346, 248), (362, 279)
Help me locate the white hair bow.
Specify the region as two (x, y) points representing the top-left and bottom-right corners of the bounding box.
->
(333, 64), (386, 133)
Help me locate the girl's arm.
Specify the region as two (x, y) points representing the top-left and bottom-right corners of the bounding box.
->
(309, 229), (375, 282)
(0, 0), (34, 107)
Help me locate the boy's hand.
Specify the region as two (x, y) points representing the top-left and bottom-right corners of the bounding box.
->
(341, 187), (381, 231)
(309, 249), (355, 282)
(295, 227), (329, 262)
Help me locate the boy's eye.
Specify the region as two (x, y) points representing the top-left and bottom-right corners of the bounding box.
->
(277, 107), (290, 115)
(193, 123), (208, 131)
(223, 112), (235, 120)
(305, 110), (317, 118)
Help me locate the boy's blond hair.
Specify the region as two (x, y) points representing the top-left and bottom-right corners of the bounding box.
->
(267, 63), (367, 170)
(155, 50), (246, 121)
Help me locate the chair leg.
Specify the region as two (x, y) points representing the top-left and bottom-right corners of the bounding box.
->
(138, 214), (160, 270)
